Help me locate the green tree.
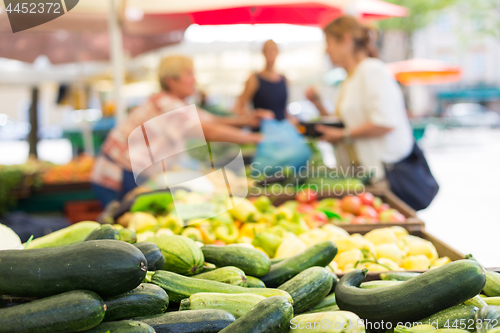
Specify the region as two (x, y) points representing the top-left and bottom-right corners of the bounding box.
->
(457, 0), (500, 39)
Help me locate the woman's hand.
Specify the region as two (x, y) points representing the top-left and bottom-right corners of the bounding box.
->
(305, 86), (320, 104)
(316, 125), (346, 143)
(254, 108), (275, 120)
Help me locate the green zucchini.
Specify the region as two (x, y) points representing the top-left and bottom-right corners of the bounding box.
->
(84, 224), (120, 241)
(483, 297), (500, 306)
(290, 311), (363, 332)
(148, 235), (205, 275)
(260, 241), (337, 288)
(201, 245), (271, 277)
(305, 305), (340, 314)
(0, 290), (105, 333)
(245, 276), (266, 288)
(119, 228), (138, 244)
(278, 266), (333, 314)
(360, 280), (402, 289)
(179, 293), (265, 318)
(218, 296), (293, 333)
(25, 221), (100, 249)
(103, 283), (169, 322)
(136, 309), (235, 333)
(335, 259), (486, 325)
(380, 271), (421, 281)
(270, 257), (286, 264)
(417, 304), (478, 328)
(329, 271), (338, 294)
(80, 320), (155, 333)
(310, 293), (336, 311)
(0, 240), (147, 297)
(464, 295), (488, 309)
(151, 270), (293, 303)
(134, 241), (165, 271)
(484, 271), (500, 297)
(193, 266), (247, 286)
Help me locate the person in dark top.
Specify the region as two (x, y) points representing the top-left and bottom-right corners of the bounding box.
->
(234, 40), (288, 121)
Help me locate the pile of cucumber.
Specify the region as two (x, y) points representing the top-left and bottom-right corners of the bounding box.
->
(1, 223), (499, 333)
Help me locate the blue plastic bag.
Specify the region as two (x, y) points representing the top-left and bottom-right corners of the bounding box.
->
(251, 119), (312, 177)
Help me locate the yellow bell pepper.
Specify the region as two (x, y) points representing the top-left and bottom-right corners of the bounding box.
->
(391, 226), (409, 239)
(377, 258), (403, 271)
(364, 228), (399, 246)
(321, 224), (350, 242)
(215, 224), (239, 244)
(375, 243), (405, 265)
(228, 198), (258, 222)
(298, 229), (328, 247)
(335, 237), (360, 253)
(158, 214), (184, 234)
(432, 256), (451, 268)
(181, 227), (204, 242)
(350, 234), (376, 257)
(334, 249), (364, 270)
(197, 225), (216, 244)
(254, 196), (272, 213)
(128, 212), (159, 233)
(404, 236), (439, 261)
(239, 223), (267, 238)
(402, 255), (431, 270)
(273, 206), (294, 221)
(274, 233), (307, 259)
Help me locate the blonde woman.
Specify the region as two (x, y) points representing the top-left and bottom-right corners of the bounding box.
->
(91, 55), (264, 206)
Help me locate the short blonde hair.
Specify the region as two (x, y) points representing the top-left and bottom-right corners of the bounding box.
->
(158, 55), (193, 91)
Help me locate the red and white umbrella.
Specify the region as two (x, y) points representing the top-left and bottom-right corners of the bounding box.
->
(387, 58), (462, 86)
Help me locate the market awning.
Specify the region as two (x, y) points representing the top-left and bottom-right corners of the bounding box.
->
(387, 58), (462, 86)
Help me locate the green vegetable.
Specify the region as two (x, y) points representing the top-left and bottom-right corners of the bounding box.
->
(254, 196), (272, 212)
(136, 309), (235, 333)
(484, 271), (500, 297)
(134, 241), (165, 271)
(131, 191), (173, 215)
(360, 280), (402, 289)
(335, 260), (486, 325)
(380, 271), (421, 281)
(103, 283), (169, 322)
(228, 198), (258, 222)
(464, 295), (488, 309)
(252, 230), (283, 257)
(290, 311), (364, 333)
(118, 228), (137, 244)
(244, 276), (266, 288)
(179, 293), (265, 318)
(417, 304), (478, 329)
(475, 306), (500, 333)
(84, 224), (120, 241)
(394, 325), (469, 333)
(310, 293), (336, 311)
(148, 235), (204, 275)
(0, 240), (147, 297)
(25, 221), (100, 249)
(218, 296), (294, 333)
(484, 298), (500, 306)
(201, 245), (271, 277)
(260, 241), (338, 288)
(193, 266), (247, 286)
(150, 270), (293, 303)
(82, 320), (155, 333)
(278, 267), (333, 314)
(0, 290), (105, 333)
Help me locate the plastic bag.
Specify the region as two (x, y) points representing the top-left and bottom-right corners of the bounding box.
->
(252, 119), (311, 177)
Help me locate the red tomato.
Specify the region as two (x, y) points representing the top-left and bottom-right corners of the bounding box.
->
(340, 212), (355, 223)
(340, 195), (362, 215)
(296, 189), (318, 203)
(372, 196), (383, 208)
(359, 205), (378, 219)
(310, 211), (328, 223)
(351, 216), (367, 224)
(358, 192), (374, 206)
(375, 203), (391, 213)
(379, 209), (406, 223)
(297, 203), (314, 214)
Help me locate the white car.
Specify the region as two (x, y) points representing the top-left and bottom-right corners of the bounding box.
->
(443, 103), (500, 128)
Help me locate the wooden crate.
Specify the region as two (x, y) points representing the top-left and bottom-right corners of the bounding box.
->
(336, 229), (465, 281)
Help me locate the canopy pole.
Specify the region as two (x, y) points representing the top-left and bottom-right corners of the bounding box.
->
(28, 86), (39, 158)
(108, 0), (126, 123)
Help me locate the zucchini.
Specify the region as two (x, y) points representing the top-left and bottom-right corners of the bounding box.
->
(201, 245), (271, 277)
(270, 257), (286, 264)
(148, 235), (205, 275)
(278, 266), (333, 314)
(119, 228), (138, 244)
(290, 311), (363, 333)
(475, 305), (500, 333)
(380, 271), (421, 281)
(80, 320), (155, 333)
(151, 270), (293, 303)
(179, 293), (265, 318)
(484, 271), (500, 297)
(0, 240), (147, 297)
(245, 276), (266, 288)
(103, 283), (169, 322)
(464, 295), (487, 309)
(329, 271), (338, 294)
(260, 241), (338, 288)
(134, 241), (165, 271)
(0, 290), (105, 333)
(84, 224), (120, 241)
(484, 298), (500, 306)
(218, 296), (294, 333)
(360, 280), (402, 289)
(310, 293), (336, 311)
(417, 304), (478, 328)
(193, 266), (247, 286)
(25, 221), (100, 249)
(305, 305), (340, 314)
(136, 309), (235, 333)
(335, 259), (486, 324)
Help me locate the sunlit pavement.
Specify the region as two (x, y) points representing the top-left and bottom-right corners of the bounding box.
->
(419, 128), (500, 267)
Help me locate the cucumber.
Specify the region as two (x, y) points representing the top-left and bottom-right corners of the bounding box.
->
(270, 257), (286, 264)
(484, 271), (500, 297)
(278, 266), (333, 314)
(149, 235), (205, 276)
(335, 259), (486, 325)
(193, 266), (247, 286)
(151, 270), (293, 303)
(201, 245), (271, 277)
(80, 320), (155, 333)
(25, 221), (100, 249)
(291, 311), (363, 332)
(103, 283), (169, 322)
(245, 276), (266, 288)
(310, 293), (336, 311)
(260, 241), (338, 288)
(305, 305), (340, 314)
(418, 304), (478, 328)
(329, 271), (338, 294)
(464, 295), (487, 309)
(179, 293), (265, 318)
(0, 240), (147, 297)
(134, 241), (165, 271)
(0, 290), (105, 333)
(483, 297), (500, 306)
(85, 224), (120, 241)
(380, 271), (421, 281)
(119, 228), (138, 244)
(218, 296), (294, 333)
(136, 309), (235, 333)
(360, 280), (402, 289)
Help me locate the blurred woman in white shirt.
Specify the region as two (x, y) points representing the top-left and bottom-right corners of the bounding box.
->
(307, 15), (413, 180)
